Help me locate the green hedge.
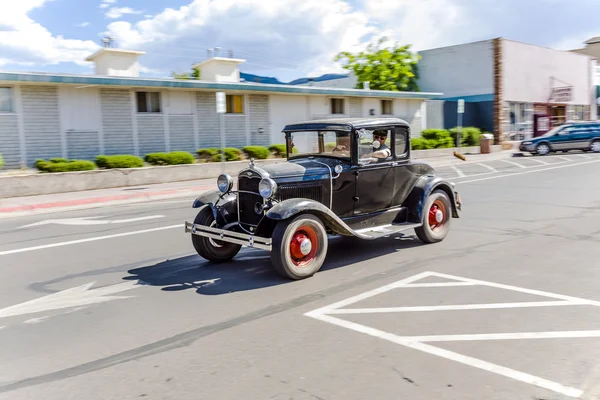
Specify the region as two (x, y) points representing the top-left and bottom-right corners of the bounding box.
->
(269, 144), (287, 157)
(36, 159), (96, 173)
(49, 158), (69, 164)
(449, 127), (482, 147)
(211, 147), (243, 162)
(412, 127), (484, 150)
(242, 146), (270, 160)
(0, 154), (3, 170)
(197, 148), (219, 159)
(145, 151), (195, 165)
(96, 155), (144, 169)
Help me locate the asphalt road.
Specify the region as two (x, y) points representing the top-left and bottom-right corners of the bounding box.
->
(1, 152), (600, 400)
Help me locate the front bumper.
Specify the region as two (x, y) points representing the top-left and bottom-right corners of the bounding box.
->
(519, 143), (535, 152)
(184, 221), (272, 251)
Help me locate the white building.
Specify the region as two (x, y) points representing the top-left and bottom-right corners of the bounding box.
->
(417, 38), (597, 141)
(0, 48), (441, 168)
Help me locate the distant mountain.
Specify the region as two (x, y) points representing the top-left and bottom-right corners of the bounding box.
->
(239, 72), (349, 85)
(240, 73), (283, 85)
(288, 74), (349, 85)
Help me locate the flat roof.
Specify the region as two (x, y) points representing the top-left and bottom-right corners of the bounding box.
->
(283, 117), (410, 131)
(85, 48), (146, 62)
(0, 71), (443, 99)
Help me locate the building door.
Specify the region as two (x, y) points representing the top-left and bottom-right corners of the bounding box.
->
(550, 105), (566, 127)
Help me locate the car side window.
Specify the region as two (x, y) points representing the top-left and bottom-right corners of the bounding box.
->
(394, 127), (408, 158)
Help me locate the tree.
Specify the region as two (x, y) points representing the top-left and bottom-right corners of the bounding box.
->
(171, 67), (200, 80)
(334, 37), (421, 91)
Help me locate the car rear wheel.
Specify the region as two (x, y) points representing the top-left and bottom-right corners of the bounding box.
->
(591, 140), (600, 153)
(414, 190), (452, 244)
(192, 206), (241, 262)
(536, 143), (550, 156)
(271, 214), (328, 280)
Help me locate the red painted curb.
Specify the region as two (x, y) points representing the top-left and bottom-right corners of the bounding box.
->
(0, 186), (212, 214)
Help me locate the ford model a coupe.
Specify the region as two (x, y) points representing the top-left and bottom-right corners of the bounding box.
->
(184, 118), (462, 280)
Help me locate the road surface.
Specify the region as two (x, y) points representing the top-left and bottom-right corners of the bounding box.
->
(1, 152), (600, 400)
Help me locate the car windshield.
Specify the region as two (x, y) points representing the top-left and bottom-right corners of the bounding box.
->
(540, 125), (566, 137)
(286, 130), (351, 159)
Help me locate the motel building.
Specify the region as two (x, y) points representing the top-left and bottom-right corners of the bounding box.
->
(416, 38), (598, 142)
(0, 48), (441, 169)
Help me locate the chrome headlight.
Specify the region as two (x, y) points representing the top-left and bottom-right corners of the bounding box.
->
(522, 141), (532, 145)
(258, 178), (277, 199)
(217, 173), (233, 193)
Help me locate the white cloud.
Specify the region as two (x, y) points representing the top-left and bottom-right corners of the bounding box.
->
(76, 22), (90, 27)
(0, 1), (99, 67)
(105, 7), (143, 19)
(99, 0), (116, 8)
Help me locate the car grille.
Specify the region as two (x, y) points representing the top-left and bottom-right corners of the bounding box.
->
(275, 183), (324, 204)
(238, 172), (263, 227)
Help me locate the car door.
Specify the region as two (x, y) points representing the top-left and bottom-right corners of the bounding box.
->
(573, 123), (599, 149)
(549, 125), (577, 150)
(353, 127), (395, 215)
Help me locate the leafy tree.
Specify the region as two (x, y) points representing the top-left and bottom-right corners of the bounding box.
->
(171, 67), (200, 80)
(334, 37), (421, 91)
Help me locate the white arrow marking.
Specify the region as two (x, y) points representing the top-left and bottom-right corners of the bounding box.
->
(21, 215), (164, 228)
(0, 281), (140, 319)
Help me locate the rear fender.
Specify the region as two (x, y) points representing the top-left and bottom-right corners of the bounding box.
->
(192, 190), (237, 226)
(403, 175), (459, 223)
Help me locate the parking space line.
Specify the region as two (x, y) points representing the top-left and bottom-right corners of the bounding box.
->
(308, 313), (583, 398)
(555, 155), (572, 161)
(500, 159), (527, 169)
(451, 165), (466, 177)
(403, 330), (600, 343)
(396, 282), (476, 288)
(326, 300), (586, 314)
(477, 163), (498, 173)
(528, 158), (550, 165)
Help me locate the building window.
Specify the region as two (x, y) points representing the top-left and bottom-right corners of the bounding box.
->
(0, 87), (13, 113)
(330, 98), (345, 114)
(381, 100), (393, 115)
(226, 95), (244, 114)
(137, 91), (161, 113)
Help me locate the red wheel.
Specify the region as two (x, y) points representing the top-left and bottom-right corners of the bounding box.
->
(415, 190), (452, 244)
(271, 214), (328, 280)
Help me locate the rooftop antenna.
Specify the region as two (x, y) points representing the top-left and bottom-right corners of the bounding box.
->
(101, 36), (114, 48)
(215, 47), (221, 57)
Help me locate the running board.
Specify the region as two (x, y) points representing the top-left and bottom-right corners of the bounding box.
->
(353, 222), (422, 239)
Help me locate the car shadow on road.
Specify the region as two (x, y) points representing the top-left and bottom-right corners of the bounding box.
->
(123, 234), (423, 295)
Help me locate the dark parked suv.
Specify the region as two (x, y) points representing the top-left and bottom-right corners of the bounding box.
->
(519, 121), (600, 155)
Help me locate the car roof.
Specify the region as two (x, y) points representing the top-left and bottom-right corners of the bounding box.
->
(282, 117), (410, 132)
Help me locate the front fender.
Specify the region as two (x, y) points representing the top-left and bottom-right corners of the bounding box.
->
(265, 198), (354, 236)
(192, 189), (237, 226)
(403, 175), (460, 223)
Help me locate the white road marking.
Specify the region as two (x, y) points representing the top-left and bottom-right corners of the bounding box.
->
(403, 330), (600, 343)
(0, 224), (182, 257)
(0, 281), (141, 319)
(307, 313), (583, 398)
(450, 165), (466, 177)
(396, 282), (476, 288)
(326, 300), (586, 314)
(554, 155), (572, 161)
(477, 163), (498, 173)
(23, 316), (51, 324)
(457, 158), (600, 184)
(500, 159), (527, 169)
(528, 157), (550, 165)
(577, 153), (592, 159)
(305, 271), (600, 398)
(21, 215), (165, 228)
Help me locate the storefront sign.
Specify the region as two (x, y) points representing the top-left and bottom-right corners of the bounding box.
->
(549, 86), (572, 103)
(538, 116), (550, 131)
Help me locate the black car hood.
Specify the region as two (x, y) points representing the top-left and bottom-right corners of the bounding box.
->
(260, 159), (336, 179)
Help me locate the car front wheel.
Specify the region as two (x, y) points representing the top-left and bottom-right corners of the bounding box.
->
(271, 214), (328, 280)
(191, 206), (241, 262)
(536, 143), (551, 156)
(414, 190), (452, 244)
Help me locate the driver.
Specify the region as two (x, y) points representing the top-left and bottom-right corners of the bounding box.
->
(370, 130), (391, 159)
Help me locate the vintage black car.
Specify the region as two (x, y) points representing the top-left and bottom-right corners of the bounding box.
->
(184, 118), (462, 280)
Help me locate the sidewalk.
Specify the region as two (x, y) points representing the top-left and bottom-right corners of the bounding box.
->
(0, 150), (518, 218)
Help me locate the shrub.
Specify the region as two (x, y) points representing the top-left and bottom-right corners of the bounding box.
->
(449, 127), (482, 147)
(269, 144), (287, 157)
(36, 159), (96, 173)
(145, 151), (195, 165)
(411, 138), (435, 150)
(49, 158), (69, 164)
(0, 153), (3, 170)
(421, 129), (450, 141)
(242, 146), (270, 160)
(210, 147), (243, 162)
(197, 148), (219, 158)
(95, 155), (144, 169)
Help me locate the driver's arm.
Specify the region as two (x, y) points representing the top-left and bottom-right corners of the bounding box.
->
(370, 147), (391, 158)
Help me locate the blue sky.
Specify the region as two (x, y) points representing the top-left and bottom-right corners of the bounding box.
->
(1, 0), (598, 82)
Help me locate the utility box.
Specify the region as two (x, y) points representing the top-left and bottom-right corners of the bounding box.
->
(480, 133), (494, 154)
